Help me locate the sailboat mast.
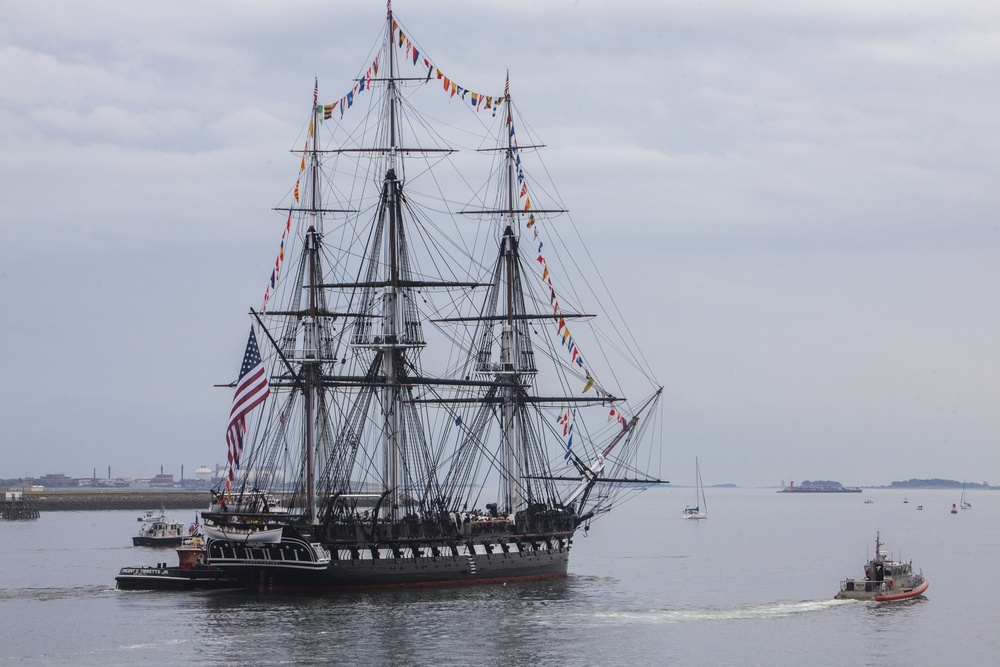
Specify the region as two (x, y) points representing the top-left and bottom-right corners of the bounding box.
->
(695, 457), (706, 513)
(501, 83), (521, 514)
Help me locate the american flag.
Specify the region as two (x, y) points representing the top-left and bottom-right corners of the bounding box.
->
(226, 328), (270, 479)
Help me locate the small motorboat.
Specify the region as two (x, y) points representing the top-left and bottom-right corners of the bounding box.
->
(916, 505), (923, 511)
(116, 537), (244, 591)
(835, 531), (928, 602)
(864, 499), (874, 504)
(132, 511), (191, 547)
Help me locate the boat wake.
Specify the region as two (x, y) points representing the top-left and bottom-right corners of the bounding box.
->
(0, 584), (116, 602)
(589, 598), (852, 625)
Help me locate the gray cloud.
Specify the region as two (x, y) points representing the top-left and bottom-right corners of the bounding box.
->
(1, 1), (997, 486)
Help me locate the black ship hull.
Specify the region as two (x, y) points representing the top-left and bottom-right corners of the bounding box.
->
(207, 533), (571, 592)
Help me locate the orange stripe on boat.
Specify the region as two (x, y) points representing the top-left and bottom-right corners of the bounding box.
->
(876, 579), (929, 601)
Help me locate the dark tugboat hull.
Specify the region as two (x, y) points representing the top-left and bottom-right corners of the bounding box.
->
(115, 566), (244, 591)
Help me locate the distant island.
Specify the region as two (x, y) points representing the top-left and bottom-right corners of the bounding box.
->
(776, 478), (996, 491)
(779, 480), (862, 493)
(886, 479), (995, 490)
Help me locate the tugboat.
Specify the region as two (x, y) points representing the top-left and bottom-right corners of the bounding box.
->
(835, 532), (928, 601)
(116, 537), (244, 591)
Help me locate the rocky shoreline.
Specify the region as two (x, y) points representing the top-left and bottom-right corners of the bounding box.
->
(21, 491), (212, 512)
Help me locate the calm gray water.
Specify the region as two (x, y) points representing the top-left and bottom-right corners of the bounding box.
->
(1, 487), (997, 666)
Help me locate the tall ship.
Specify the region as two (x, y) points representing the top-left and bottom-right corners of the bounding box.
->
(202, 4), (664, 592)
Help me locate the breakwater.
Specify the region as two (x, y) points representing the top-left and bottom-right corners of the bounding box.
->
(19, 491), (212, 512)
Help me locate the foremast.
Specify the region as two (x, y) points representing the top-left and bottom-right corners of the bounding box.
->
(472, 83), (665, 523)
(302, 90), (324, 526)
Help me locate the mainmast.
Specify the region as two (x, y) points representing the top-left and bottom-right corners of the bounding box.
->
(382, 3), (403, 521)
(501, 81), (521, 514)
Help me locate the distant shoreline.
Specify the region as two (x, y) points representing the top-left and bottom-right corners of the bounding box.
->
(19, 490), (211, 512)
(11, 485), (996, 512)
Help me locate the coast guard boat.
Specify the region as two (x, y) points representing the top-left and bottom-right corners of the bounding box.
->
(835, 532), (928, 602)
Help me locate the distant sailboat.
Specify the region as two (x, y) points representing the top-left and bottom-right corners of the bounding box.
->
(682, 458), (708, 520)
(960, 481), (972, 509)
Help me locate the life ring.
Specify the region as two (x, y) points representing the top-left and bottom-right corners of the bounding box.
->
(887, 579), (893, 589)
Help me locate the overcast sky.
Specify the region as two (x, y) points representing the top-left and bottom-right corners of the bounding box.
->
(1, 0), (997, 487)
